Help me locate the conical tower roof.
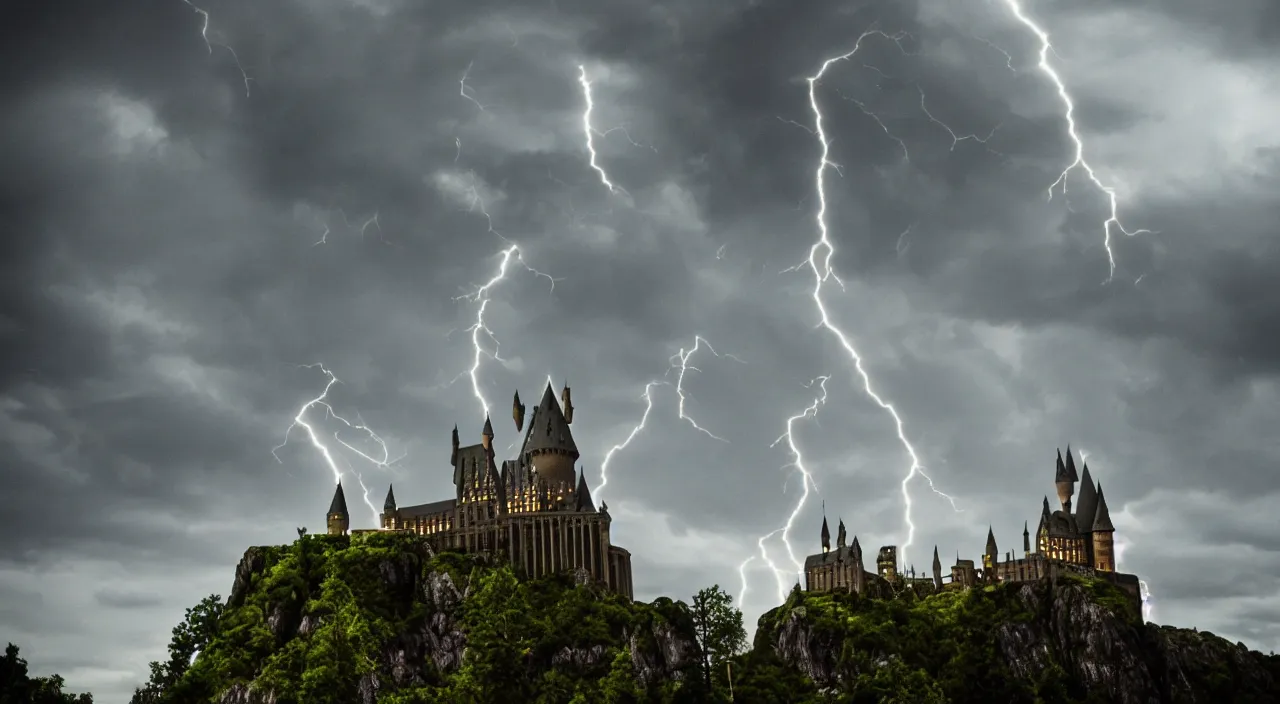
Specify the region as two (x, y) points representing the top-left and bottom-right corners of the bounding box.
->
(1075, 464), (1099, 532)
(1092, 485), (1115, 531)
(575, 467), (596, 512)
(1054, 449), (1072, 482)
(329, 481), (349, 517)
(820, 516), (831, 549)
(932, 545), (941, 570)
(985, 526), (997, 553)
(482, 415), (494, 438)
(1063, 445), (1080, 482)
(520, 382), (579, 458)
(383, 483), (396, 511)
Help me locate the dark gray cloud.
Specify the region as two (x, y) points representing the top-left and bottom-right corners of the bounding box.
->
(3, 0), (1279, 699)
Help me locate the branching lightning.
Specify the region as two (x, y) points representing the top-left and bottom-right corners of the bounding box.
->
(1000, 0), (1152, 281)
(272, 363), (405, 527)
(178, 0), (252, 97)
(752, 30), (967, 600)
(597, 336), (744, 503)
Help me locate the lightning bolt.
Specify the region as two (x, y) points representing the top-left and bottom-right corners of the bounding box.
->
(272, 363), (404, 527)
(577, 65), (629, 196)
(178, 0), (252, 97)
(596, 336), (743, 503)
(459, 61), (491, 113)
(772, 29), (965, 583)
(1000, 0), (1152, 281)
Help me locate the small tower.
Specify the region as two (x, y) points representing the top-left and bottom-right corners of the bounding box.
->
(450, 424), (460, 465)
(932, 546), (943, 591)
(1022, 521), (1030, 555)
(382, 484), (397, 530)
(513, 391), (527, 432)
(820, 515), (831, 554)
(851, 536), (866, 594)
(876, 545), (898, 580)
(1055, 448), (1078, 513)
(481, 415), (494, 450)
(836, 519), (847, 551)
(327, 481), (350, 536)
(1091, 485), (1116, 572)
(983, 526), (998, 583)
(561, 383), (574, 425)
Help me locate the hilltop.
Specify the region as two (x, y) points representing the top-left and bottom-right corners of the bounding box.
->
(103, 534), (1279, 703)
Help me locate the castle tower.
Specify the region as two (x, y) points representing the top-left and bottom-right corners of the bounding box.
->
(561, 383), (574, 424)
(382, 484), (397, 529)
(521, 382), (580, 487)
(1055, 448), (1078, 513)
(836, 519), (847, 551)
(327, 481), (350, 536)
(1022, 521), (1030, 555)
(983, 526), (998, 583)
(481, 415), (494, 450)
(1091, 485), (1116, 572)
(820, 516), (830, 553)
(851, 536), (865, 594)
(876, 545), (897, 580)
(450, 424), (460, 465)
(932, 546), (943, 590)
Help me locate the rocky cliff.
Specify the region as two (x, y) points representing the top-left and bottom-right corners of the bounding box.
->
(742, 574), (1280, 704)
(160, 532), (706, 704)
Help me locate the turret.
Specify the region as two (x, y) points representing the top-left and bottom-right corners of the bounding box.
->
(1091, 485), (1116, 572)
(836, 519), (847, 550)
(561, 383), (574, 424)
(983, 526), (998, 582)
(1023, 520), (1030, 555)
(1074, 463), (1099, 534)
(876, 545), (898, 580)
(820, 516), (830, 553)
(513, 391), (527, 432)
(851, 536), (865, 594)
(327, 481), (350, 536)
(481, 415), (494, 450)
(382, 483), (397, 529)
(932, 546), (943, 590)
(451, 424), (460, 465)
(1055, 448), (1077, 513)
(521, 383), (580, 487)
(575, 467), (596, 512)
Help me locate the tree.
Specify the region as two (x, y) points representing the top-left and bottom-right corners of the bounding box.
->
(1, 643), (94, 703)
(690, 585), (747, 697)
(129, 594), (225, 703)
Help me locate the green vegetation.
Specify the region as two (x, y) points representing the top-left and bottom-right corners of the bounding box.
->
(0, 643), (93, 704)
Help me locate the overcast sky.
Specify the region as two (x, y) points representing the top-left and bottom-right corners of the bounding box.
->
(2, 0), (1278, 699)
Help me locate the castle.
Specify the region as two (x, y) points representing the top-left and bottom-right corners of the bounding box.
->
(802, 447), (1142, 612)
(324, 382), (634, 599)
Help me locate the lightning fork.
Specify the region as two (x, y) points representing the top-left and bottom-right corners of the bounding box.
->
(272, 363), (404, 527)
(178, 0), (252, 97)
(459, 61), (491, 113)
(1000, 0), (1152, 281)
(790, 29), (961, 571)
(597, 336), (744, 502)
(916, 86), (1001, 152)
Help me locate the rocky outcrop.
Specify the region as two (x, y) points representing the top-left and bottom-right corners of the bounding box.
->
(764, 577), (1280, 703)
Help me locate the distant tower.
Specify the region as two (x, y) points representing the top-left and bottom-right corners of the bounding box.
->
(525, 383), (580, 487)
(1055, 448), (1078, 513)
(561, 383), (574, 424)
(450, 424), (460, 465)
(932, 546), (943, 591)
(983, 526), (998, 583)
(851, 536), (866, 593)
(836, 519), (847, 551)
(876, 545), (897, 580)
(327, 481), (350, 536)
(1091, 485), (1116, 572)
(820, 516), (831, 554)
(383, 484), (397, 529)
(1023, 521), (1030, 555)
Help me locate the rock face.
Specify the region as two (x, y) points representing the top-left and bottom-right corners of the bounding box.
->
(188, 533), (705, 703)
(763, 577), (1280, 703)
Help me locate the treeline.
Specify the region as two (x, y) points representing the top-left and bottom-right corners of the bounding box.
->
(0, 643), (93, 703)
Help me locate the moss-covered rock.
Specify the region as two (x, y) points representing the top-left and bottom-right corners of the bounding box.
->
(745, 573), (1280, 704)
(163, 532), (707, 703)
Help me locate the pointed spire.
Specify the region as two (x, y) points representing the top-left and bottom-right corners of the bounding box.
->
(575, 466), (596, 512)
(328, 481), (349, 517)
(836, 518), (847, 549)
(1054, 449), (1071, 482)
(383, 483), (396, 511)
(1064, 445), (1080, 482)
(521, 383), (580, 459)
(1075, 464), (1099, 532)
(932, 546), (941, 569)
(820, 515), (831, 552)
(513, 390), (526, 432)
(986, 526), (997, 552)
(483, 415), (494, 438)
(1092, 485), (1114, 531)
(1042, 495), (1051, 516)
(561, 382), (574, 425)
